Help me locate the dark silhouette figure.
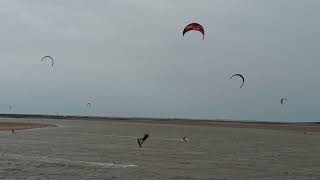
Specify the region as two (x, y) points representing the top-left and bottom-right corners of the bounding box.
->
(137, 133), (149, 147)
(182, 136), (189, 142)
(11, 129), (15, 135)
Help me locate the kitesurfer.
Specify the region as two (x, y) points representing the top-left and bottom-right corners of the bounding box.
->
(182, 136), (189, 142)
(137, 133), (149, 147)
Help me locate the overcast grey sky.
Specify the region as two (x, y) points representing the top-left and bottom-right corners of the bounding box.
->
(0, 0), (319, 122)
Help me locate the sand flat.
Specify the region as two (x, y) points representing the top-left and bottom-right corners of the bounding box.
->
(0, 122), (56, 131)
(0, 117), (319, 180)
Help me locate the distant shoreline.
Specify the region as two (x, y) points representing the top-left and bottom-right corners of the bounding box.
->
(0, 113), (319, 132)
(0, 113), (318, 124)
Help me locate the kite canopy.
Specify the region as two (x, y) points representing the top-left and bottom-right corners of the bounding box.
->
(280, 98), (288, 104)
(41, 56), (54, 67)
(183, 23), (205, 39)
(230, 74), (245, 88)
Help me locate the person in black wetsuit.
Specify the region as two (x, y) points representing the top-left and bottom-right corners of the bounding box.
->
(11, 129), (15, 135)
(182, 136), (189, 142)
(137, 133), (149, 147)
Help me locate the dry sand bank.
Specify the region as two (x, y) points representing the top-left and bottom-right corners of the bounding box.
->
(0, 122), (56, 131)
(0, 114), (319, 133)
(103, 119), (320, 133)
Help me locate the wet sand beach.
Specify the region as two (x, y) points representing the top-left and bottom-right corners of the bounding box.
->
(0, 117), (319, 180)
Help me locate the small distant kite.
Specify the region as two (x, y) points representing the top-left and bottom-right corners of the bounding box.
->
(41, 56), (54, 67)
(280, 98), (288, 105)
(230, 74), (245, 88)
(183, 23), (205, 39)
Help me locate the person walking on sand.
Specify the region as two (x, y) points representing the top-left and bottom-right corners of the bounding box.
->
(137, 133), (149, 147)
